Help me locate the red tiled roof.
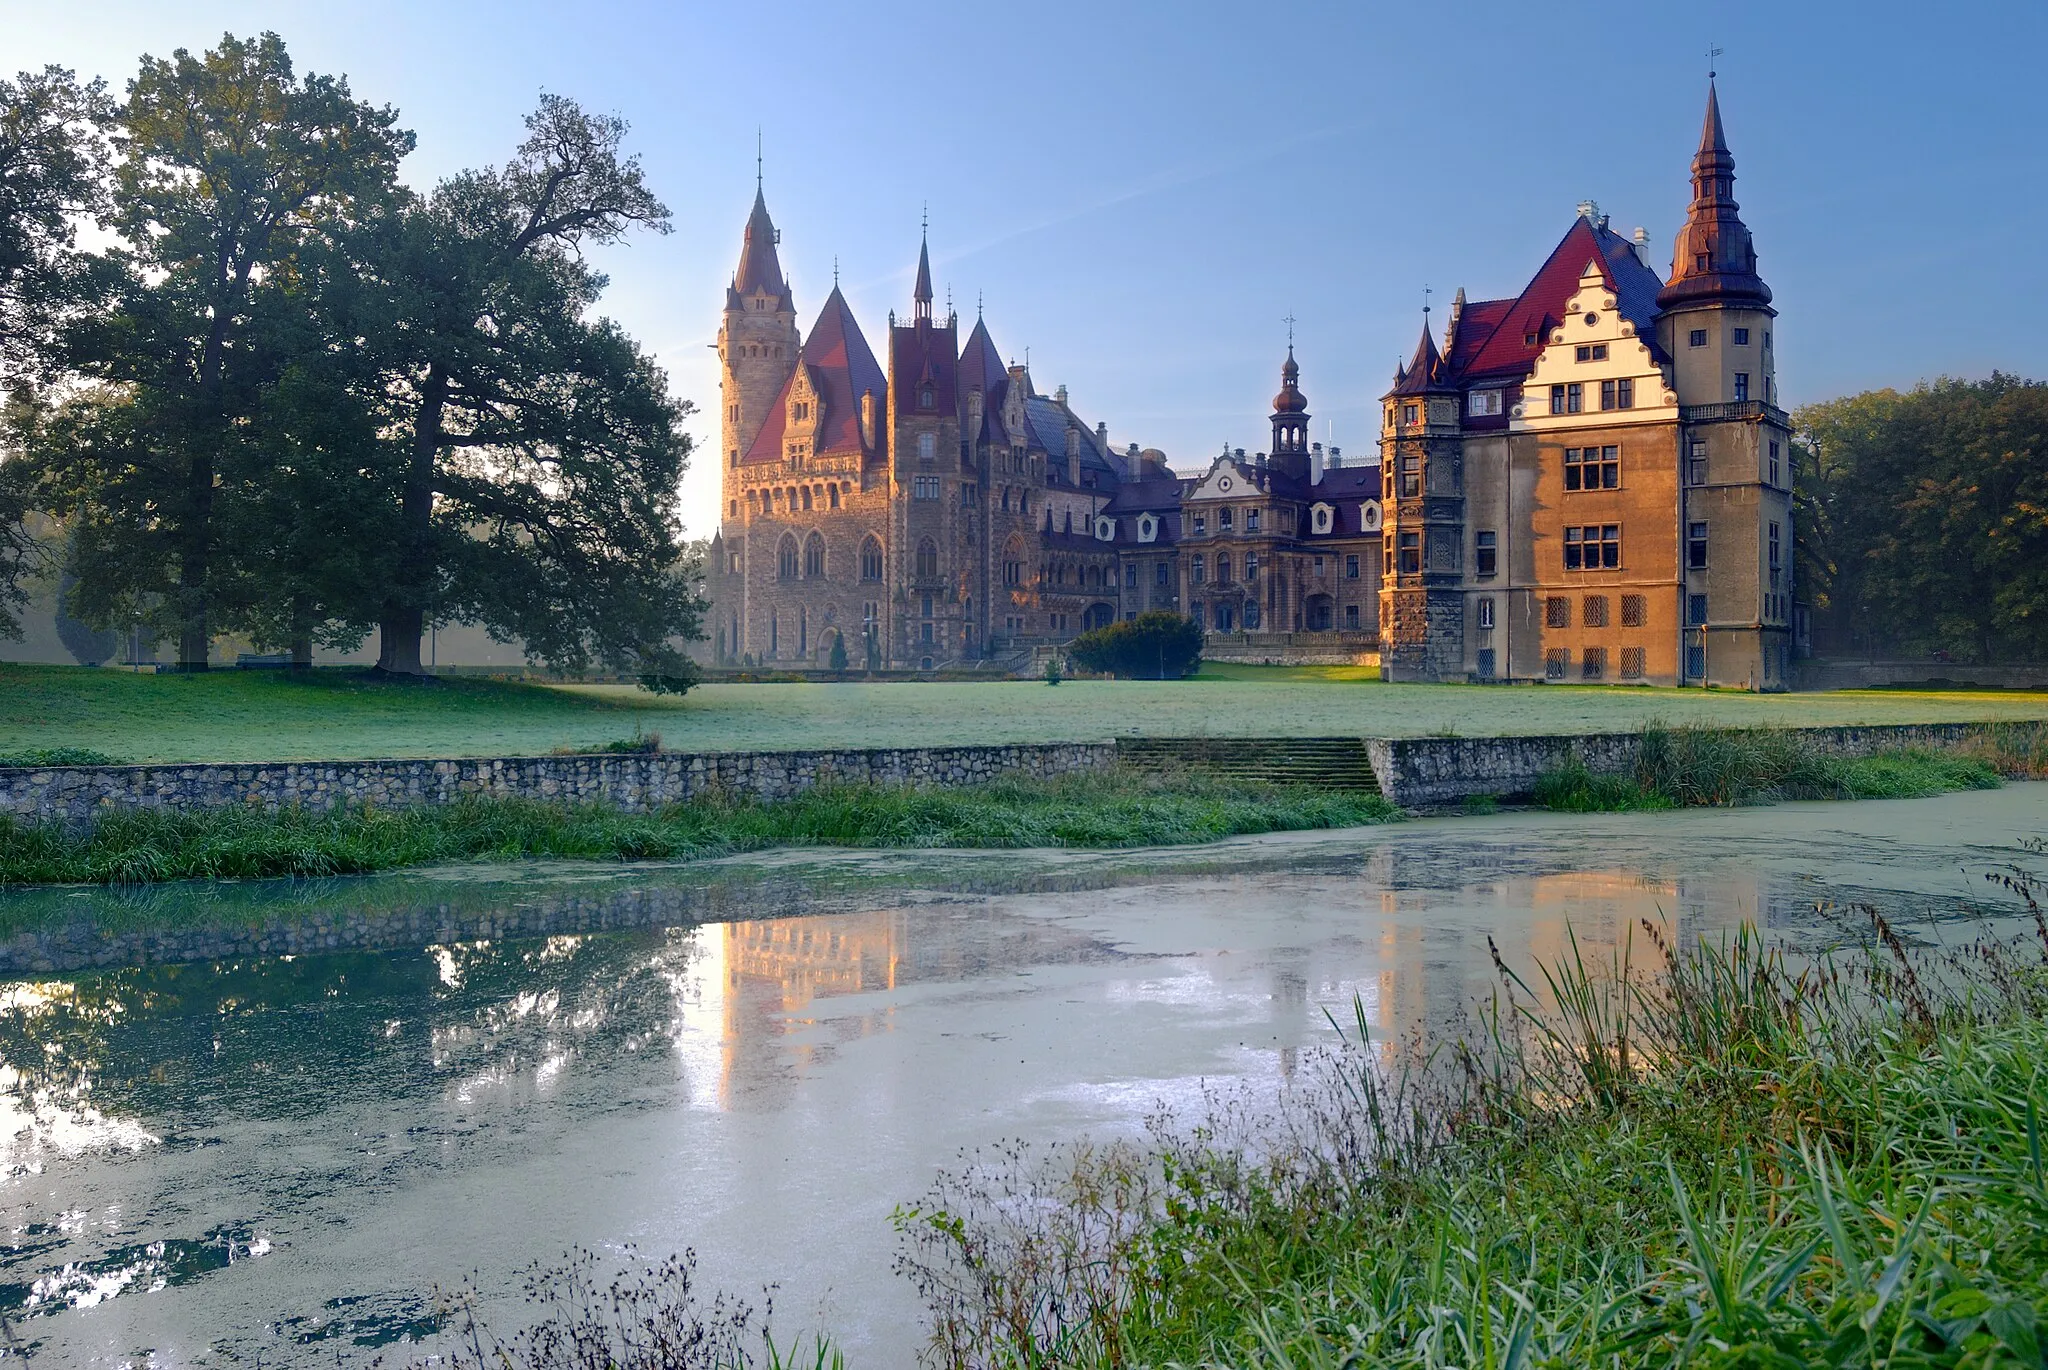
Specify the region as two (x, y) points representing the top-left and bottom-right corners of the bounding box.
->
(742, 285), (885, 465)
(1456, 216), (1669, 380)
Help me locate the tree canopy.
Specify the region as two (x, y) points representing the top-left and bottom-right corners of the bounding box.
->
(1796, 373), (2048, 662)
(1, 32), (704, 685)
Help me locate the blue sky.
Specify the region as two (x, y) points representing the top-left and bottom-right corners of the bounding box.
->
(15, 0), (2047, 537)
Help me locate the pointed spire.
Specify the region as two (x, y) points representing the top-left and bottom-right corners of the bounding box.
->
(1699, 78), (1728, 156)
(913, 218), (934, 317)
(732, 170), (789, 306)
(1658, 78), (1772, 310)
(1389, 317), (1449, 396)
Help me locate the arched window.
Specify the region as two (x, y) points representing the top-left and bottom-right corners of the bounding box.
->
(778, 534), (799, 580)
(915, 538), (939, 578)
(801, 487), (813, 511)
(829, 485), (840, 510)
(860, 536), (884, 581)
(804, 532), (826, 578)
(920, 385), (935, 408)
(918, 432), (936, 463)
(1216, 552), (1232, 584)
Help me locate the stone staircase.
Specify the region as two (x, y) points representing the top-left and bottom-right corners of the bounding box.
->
(1113, 736), (1382, 794)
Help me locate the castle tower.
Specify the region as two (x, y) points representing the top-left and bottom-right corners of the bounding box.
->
(887, 225), (961, 668)
(1267, 347), (1311, 482)
(1377, 318), (1467, 682)
(1656, 78), (1778, 409)
(1655, 79), (1793, 689)
(719, 181), (800, 518)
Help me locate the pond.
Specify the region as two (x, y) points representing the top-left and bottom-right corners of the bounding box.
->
(1, 786), (2042, 1367)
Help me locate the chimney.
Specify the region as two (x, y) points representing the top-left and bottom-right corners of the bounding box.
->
(1054, 383), (1069, 408)
(1310, 444), (1325, 484)
(1576, 199), (1601, 222)
(967, 387), (984, 432)
(1233, 447), (1245, 462)
(1329, 445), (1342, 468)
(1065, 425), (1080, 485)
(1632, 225), (1652, 268)
(860, 388), (877, 450)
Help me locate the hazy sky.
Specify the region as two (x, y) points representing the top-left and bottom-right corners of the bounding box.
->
(13, 1), (2047, 538)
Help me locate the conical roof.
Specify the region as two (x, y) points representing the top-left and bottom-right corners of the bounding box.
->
(1388, 318), (1451, 396)
(913, 234), (933, 306)
(732, 187), (791, 307)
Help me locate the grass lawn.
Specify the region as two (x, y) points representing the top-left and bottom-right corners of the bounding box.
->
(3, 662), (2047, 764)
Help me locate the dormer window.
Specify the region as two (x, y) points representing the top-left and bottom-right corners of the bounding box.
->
(1137, 514), (1157, 543)
(920, 385), (935, 409)
(1311, 504), (1333, 535)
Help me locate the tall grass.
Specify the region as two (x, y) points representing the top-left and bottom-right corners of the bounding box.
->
(0, 767), (1400, 887)
(1535, 725), (2013, 811)
(892, 855), (2048, 1368)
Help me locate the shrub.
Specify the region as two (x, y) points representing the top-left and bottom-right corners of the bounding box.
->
(1066, 611), (1203, 679)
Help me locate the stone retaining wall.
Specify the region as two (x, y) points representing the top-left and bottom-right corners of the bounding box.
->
(0, 742), (1116, 831)
(1366, 722), (2012, 807)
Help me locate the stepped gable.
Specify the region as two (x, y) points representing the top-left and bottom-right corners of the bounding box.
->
(1453, 215), (1668, 381)
(957, 316), (1011, 445)
(729, 188), (792, 309)
(742, 285), (886, 464)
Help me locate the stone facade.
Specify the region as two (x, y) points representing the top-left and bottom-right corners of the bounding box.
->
(705, 189), (1386, 672)
(0, 743), (1117, 831)
(1366, 722), (2010, 807)
(1376, 80), (1794, 690)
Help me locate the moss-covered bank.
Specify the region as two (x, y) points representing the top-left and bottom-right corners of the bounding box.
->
(0, 768), (1399, 887)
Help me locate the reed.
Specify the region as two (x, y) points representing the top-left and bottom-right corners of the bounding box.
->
(892, 853), (2048, 1368)
(1535, 724), (2008, 812)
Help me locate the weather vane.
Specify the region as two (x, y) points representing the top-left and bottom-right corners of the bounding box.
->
(1706, 44), (1722, 79)
(1423, 284), (1433, 318)
(1283, 312), (1297, 346)
(756, 127), (763, 190)
(832, 255), (839, 287)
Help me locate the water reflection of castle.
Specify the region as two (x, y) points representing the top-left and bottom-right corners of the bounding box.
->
(681, 860), (1786, 1110)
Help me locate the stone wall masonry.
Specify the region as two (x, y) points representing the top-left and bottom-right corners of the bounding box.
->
(1366, 722), (2018, 808)
(0, 742), (1118, 831)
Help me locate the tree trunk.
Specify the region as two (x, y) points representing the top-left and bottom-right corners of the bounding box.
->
(376, 605), (425, 674)
(176, 448), (213, 670)
(377, 364), (447, 675)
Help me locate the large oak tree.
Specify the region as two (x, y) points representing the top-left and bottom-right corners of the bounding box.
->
(365, 94), (701, 680)
(31, 33), (408, 668)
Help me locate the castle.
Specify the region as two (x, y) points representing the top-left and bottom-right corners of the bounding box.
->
(709, 79), (1789, 688)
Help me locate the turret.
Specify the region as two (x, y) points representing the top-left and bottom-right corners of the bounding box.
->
(718, 176), (800, 507)
(1656, 79), (1779, 409)
(1267, 346), (1311, 481)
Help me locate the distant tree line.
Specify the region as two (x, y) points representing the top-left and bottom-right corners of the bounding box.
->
(1796, 373), (2048, 663)
(0, 33), (703, 685)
